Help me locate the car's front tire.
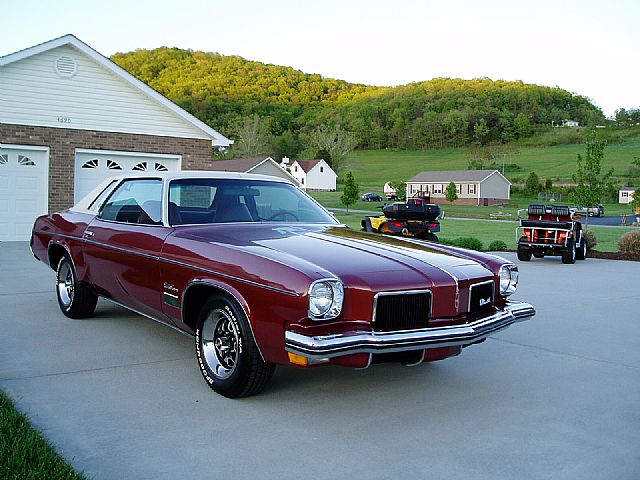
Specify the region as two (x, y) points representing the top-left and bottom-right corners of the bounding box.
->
(56, 254), (98, 319)
(195, 295), (275, 398)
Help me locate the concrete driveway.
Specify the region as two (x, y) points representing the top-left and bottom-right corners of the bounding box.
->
(1, 243), (639, 480)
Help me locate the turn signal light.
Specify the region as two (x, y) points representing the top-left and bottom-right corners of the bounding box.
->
(288, 352), (309, 366)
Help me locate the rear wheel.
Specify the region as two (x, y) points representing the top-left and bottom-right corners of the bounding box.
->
(561, 239), (576, 264)
(576, 236), (588, 260)
(195, 295), (275, 398)
(517, 237), (531, 261)
(417, 232), (438, 242)
(56, 254), (98, 319)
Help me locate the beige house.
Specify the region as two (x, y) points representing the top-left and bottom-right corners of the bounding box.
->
(212, 156), (299, 185)
(406, 170), (511, 206)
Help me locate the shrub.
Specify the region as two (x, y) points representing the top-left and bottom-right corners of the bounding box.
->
(452, 237), (483, 251)
(618, 230), (640, 256)
(487, 240), (508, 251)
(582, 229), (597, 251)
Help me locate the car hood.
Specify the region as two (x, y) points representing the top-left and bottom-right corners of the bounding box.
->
(172, 224), (496, 292)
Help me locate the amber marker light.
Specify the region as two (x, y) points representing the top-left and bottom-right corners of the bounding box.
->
(288, 352), (310, 366)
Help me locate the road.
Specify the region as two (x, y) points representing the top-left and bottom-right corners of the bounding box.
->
(1, 242), (639, 480)
(332, 207), (640, 228)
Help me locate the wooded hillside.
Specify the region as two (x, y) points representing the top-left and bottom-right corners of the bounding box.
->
(112, 47), (604, 151)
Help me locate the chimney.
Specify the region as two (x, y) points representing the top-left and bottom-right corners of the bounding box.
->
(281, 156), (290, 165)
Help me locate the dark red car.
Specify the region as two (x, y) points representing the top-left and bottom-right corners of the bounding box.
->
(31, 172), (535, 397)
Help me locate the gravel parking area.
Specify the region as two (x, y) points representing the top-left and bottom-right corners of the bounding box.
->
(1, 242), (639, 480)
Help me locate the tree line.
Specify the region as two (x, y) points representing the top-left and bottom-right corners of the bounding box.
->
(112, 47), (606, 164)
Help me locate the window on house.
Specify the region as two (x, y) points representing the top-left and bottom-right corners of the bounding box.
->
(301, 178), (304, 184)
(469, 184), (477, 194)
(434, 184), (442, 194)
(320, 166), (324, 173)
(456, 184), (462, 194)
(295, 166), (298, 172)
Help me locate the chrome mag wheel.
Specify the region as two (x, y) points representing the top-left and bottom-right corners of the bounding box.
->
(201, 308), (240, 380)
(57, 260), (74, 307)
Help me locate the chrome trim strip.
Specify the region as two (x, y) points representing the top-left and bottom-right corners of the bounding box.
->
(285, 301), (535, 359)
(105, 298), (192, 337)
(38, 231), (299, 297)
(467, 280), (495, 313)
(372, 289), (433, 323)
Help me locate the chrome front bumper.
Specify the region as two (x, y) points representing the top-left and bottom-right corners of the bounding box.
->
(285, 301), (535, 359)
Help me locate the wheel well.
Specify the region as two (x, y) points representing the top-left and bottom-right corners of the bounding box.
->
(48, 243), (67, 271)
(182, 284), (237, 332)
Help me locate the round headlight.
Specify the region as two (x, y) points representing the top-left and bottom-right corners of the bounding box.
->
(499, 264), (519, 296)
(308, 279), (344, 319)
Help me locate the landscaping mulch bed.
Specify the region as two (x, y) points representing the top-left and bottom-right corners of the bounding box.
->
(588, 250), (640, 262)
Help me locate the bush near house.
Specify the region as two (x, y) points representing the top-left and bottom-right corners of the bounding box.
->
(618, 230), (640, 256)
(583, 229), (598, 251)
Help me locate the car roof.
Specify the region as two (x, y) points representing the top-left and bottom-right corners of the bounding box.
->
(72, 170), (294, 213)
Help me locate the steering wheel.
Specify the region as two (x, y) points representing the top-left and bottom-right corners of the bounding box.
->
(267, 210), (299, 221)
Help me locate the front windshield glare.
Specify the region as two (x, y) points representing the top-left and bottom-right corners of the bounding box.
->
(168, 178), (337, 226)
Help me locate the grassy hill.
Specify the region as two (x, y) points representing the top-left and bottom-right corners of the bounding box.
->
(343, 128), (640, 189)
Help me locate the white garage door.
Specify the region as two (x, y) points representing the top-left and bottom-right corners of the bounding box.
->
(0, 145), (49, 241)
(74, 149), (181, 203)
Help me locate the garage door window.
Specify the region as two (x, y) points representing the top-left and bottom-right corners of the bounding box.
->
(18, 155), (36, 166)
(99, 179), (163, 225)
(0, 154), (8, 165)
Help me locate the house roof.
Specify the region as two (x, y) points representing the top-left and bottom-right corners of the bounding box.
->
(295, 159), (322, 173)
(0, 34), (231, 147)
(407, 169), (510, 184)
(212, 156), (299, 184)
(212, 157), (270, 172)
(620, 186), (638, 191)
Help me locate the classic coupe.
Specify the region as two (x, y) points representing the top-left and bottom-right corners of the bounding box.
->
(31, 172), (535, 398)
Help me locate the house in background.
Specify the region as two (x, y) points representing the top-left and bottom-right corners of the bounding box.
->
(552, 119), (579, 127)
(280, 157), (337, 191)
(211, 156), (299, 185)
(406, 170), (511, 206)
(619, 186), (638, 204)
(0, 34), (230, 241)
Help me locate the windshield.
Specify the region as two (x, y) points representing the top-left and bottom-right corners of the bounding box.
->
(168, 178), (337, 226)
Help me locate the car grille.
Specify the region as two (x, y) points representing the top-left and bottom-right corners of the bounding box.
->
(468, 281), (495, 316)
(373, 291), (431, 331)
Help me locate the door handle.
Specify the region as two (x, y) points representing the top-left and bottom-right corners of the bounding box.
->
(84, 230), (94, 238)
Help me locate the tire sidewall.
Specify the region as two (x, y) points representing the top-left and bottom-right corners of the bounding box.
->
(195, 297), (249, 395)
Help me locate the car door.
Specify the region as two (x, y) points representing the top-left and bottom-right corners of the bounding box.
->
(83, 178), (172, 319)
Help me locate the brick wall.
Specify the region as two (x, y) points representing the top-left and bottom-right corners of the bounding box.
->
(1, 123), (214, 212)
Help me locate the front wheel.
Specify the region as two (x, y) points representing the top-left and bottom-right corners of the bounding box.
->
(195, 295), (275, 398)
(56, 254), (98, 319)
(561, 239), (576, 264)
(576, 236), (588, 260)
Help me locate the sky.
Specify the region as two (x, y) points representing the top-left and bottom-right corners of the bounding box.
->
(2, 0), (639, 117)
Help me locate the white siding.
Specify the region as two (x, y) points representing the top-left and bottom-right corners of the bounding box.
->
(305, 160), (336, 191)
(478, 172), (510, 200)
(0, 45), (208, 139)
(250, 161), (298, 183)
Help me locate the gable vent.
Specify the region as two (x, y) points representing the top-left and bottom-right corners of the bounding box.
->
(54, 55), (78, 78)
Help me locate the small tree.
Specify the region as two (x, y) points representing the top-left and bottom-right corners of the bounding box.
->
(445, 182), (458, 203)
(341, 172), (359, 213)
(303, 125), (357, 175)
(525, 172), (541, 195)
(571, 133), (613, 228)
(388, 180), (406, 200)
(229, 114), (272, 157)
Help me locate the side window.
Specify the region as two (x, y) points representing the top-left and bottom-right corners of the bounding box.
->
(99, 179), (163, 225)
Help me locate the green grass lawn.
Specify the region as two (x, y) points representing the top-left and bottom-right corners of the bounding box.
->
(0, 391), (85, 480)
(342, 129), (640, 189)
(333, 212), (635, 252)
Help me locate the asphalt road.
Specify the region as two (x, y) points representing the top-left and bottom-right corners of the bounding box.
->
(1, 242), (639, 480)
